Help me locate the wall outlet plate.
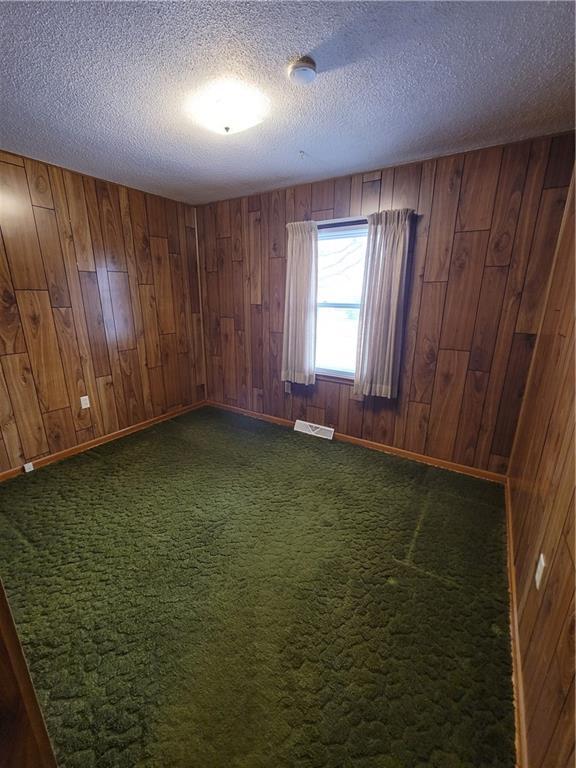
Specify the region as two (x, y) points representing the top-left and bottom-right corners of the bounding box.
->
(535, 553), (546, 590)
(23, 462), (34, 473)
(80, 395), (90, 409)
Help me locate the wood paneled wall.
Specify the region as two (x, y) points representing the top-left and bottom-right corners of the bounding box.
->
(0, 149), (204, 472)
(197, 134), (574, 472)
(508, 173), (574, 768)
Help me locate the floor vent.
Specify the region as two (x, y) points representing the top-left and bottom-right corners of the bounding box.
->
(294, 420), (334, 440)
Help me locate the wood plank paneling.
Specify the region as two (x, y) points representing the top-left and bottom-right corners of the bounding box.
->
(108, 271), (136, 351)
(52, 307), (91, 432)
(23, 158), (53, 209)
(96, 180), (126, 272)
(425, 349), (468, 459)
(150, 237), (175, 334)
(0, 147), (205, 470)
(16, 290), (69, 412)
(79, 270), (111, 377)
(128, 188), (153, 284)
(411, 282), (446, 404)
(516, 186), (568, 333)
(424, 154), (464, 281)
(0, 163), (46, 289)
(33, 207), (71, 307)
(456, 146), (502, 231)
(440, 230), (488, 350)
(42, 407), (77, 453)
(199, 134), (572, 473)
(0, 233), (25, 355)
(1, 353), (48, 458)
(63, 170), (95, 270)
(508, 172), (574, 768)
(469, 266), (508, 371)
(486, 141), (530, 266)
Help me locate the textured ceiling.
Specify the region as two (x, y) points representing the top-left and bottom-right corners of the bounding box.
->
(1, 1), (574, 204)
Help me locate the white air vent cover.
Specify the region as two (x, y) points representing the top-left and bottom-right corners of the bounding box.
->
(294, 420), (334, 440)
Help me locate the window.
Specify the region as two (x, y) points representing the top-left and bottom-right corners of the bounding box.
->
(315, 222), (368, 377)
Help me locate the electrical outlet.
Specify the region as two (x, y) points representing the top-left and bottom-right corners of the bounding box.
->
(535, 553), (546, 590)
(23, 462), (34, 473)
(80, 395), (90, 409)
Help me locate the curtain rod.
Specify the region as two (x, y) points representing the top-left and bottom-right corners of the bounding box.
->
(317, 217), (368, 230)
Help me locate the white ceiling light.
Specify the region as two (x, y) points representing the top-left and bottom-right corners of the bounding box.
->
(288, 56), (317, 85)
(185, 78), (270, 135)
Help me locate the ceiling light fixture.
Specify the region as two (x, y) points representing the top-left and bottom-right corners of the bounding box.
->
(288, 56), (317, 85)
(185, 78), (270, 135)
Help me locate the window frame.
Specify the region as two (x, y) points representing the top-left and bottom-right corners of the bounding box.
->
(315, 218), (368, 380)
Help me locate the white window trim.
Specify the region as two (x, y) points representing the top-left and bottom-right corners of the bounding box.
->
(315, 220), (368, 378)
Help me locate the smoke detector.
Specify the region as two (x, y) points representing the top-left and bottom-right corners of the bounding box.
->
(288, 56), (317, 85)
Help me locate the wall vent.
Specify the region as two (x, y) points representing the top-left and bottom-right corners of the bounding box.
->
(294, 420), (334, 440)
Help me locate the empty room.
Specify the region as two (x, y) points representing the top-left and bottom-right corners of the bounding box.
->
(0, 2), (574, 767)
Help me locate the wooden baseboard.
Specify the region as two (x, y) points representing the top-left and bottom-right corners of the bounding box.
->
(0, 581), (57, 767)
(0, 401), (207, 484)
(206, 400), (506, 485)
(505, 478), (528, 768)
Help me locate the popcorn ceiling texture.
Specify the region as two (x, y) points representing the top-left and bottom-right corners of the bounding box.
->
(0, 1), (573, 204)
(0, 409), (514, 767)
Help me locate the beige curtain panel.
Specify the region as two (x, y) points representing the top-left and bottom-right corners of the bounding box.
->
(281, 221), (319, 388)
(353, 209), (414, 399)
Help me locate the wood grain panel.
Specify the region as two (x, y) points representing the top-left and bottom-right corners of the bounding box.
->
(469, 266), (508, 371)
(486, 141), (530, 266)
(52, 306), (91, 432)
(16, 290), (68, 412)
(23, 158), (53, 209)
(474, 137), (552, 468)
(404, 401), (429, 454)
(139, 284), (161, 367)
(18, 154), (204, 454)
(145, 194), (167, 238)
(0, 365), (25, 466)
(452, 370), (489, 465)
(63, 170), (95, 270)
(42, 407), (77, 453)
(508, 171), (574, 768)
(119, 347), (146, 424)
(128, 188), (153, 284)
(33, 207), (71, 307)
(0, 232), (25, 354)
(440, 230), (488, 350)
(516, 186), (568, 333)
(150, 237), (175, 334)
(96, 374), (119, 434)
(410, 281), (446, 403)
(199, 134), (572, 472)
(79, 270), (111, 377)
(0, 163), (46, 289)
(491, 332), (535, 456)
(1, 353), (48, 458)
(96, 180), (126, 272)
(425, 349), (468, 459)
(544, 133), (575, 188)
(456, 146), (502, 231)
(108, 271), (136, 350)
(160, 333), (181, 410)
(424, 154), (464, 281)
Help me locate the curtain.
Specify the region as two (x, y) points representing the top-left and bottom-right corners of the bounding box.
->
(353, 209), (414, 398)
(281, 221), (318, 389)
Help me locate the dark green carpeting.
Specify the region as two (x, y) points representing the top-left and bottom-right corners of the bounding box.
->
(0, 408), (515, 767)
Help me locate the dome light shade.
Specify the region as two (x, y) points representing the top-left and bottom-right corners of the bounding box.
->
(185, 78), (270, 135)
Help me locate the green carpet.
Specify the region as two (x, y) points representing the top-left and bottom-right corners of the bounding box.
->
(0, 408), (515, 768)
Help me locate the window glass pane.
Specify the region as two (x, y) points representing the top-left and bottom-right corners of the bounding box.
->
(316, 306), (359, 374)
(317, 230), (367, 305)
